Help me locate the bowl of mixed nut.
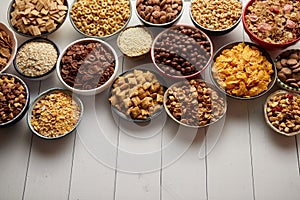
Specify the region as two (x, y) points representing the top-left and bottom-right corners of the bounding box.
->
(151, 25), (213, 79)
(109, 68), (166, 123)
(190, 0), (242, 35)
(14, 37), (59, 80)
(0, 22), (17, 73)
(242, 0), (300, 49)
(136, 0), (183, 26)
(8, 0), (68, 37)
(56, 38), (119, 96)
(275, 49), (300, 93)
(264, 90), (300, 136)
(164, 79), (226, 128)
(27, 88), (83, 139)
(0, 73), (30, 128)
(69, 0), (131, 39)
(210, 42), (277, 100)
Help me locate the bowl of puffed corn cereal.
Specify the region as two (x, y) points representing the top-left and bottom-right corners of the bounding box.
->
(69, 0), (131, 39)
(27, 88), (83, 139)
(8, 0), (69, 37)
(264, 90), (300, 136)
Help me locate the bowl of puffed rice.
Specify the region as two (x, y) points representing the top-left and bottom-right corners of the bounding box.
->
(242, 0), (300, 49)
(190, 0), (242, 35)
(69, 0), (131, 39)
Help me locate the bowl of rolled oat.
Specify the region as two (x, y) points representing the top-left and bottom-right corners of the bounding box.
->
(242, 0), (300, 49)
(164, 79), (227, 128)
(0, 22), (17, 73)
(190, 0), (242, 35)
(27, 88), (83, 139)
(264, 90), (300, 136)
(14, 37), (59, 80)
(8, 0), (68, 37)
(56, 38), (119, 96)
(69, 0), (131, 39)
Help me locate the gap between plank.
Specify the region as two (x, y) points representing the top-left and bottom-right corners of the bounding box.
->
(67, 132), (77, 200)
(294, 136), (300, 176)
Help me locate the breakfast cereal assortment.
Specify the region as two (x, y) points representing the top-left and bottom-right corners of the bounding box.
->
(0, 28), (13, 71)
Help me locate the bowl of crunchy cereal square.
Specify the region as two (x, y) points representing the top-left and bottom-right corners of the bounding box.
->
(242, 0), (300, 49)
(264, 90), (300, 136)
(210, 42), (277, 100)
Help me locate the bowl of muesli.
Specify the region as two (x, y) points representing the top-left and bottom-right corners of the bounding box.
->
(242, 0), (300, 49)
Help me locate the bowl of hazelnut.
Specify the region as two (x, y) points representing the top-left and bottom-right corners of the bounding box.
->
(136, 0), (184, 26)
(164, 79), (227, 128)
(264, 90), (300, 136)
(0, 73), (30, 128)
(56, 38), (119, 96)
(151, 25), (213, 79)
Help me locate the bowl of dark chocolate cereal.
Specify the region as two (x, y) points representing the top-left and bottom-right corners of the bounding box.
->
(151, 25), (213, 79)
(14, 37), (59, 80)
(56, 38), (119, 96)
(0, 73), (30, 128)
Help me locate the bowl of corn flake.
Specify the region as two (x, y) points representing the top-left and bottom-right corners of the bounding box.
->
(8, 0), (68, 37)
(210, 42), (277, 100)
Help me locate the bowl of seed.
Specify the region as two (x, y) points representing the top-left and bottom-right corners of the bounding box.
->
(0, 73), (30, 128)
(27, 88), (83, 139)
(14, 37), (59, 80)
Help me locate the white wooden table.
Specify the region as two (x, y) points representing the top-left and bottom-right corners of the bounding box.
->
(1, 0), (300, 199)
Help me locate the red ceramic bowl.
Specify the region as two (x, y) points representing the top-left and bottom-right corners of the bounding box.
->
(242, 0), (300, 49)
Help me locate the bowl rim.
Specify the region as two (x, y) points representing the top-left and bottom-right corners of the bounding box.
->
(13, 37), (60, 80)
(108, 66), (167, 123)
(0, 22), (18, 73)
(163, 79), (227, 128)
(263, 90), (300, 136)
(242, 0), (300, 48)
(135, 0), (184, 27)
(27, 88), (84, 139)
(56, 37), (119, 96)
(151, 24), (214, 79)
(0, 73), (30, 127)
(189, 0), (243, 34)
(69, 0), (132, 39)
(7, 0), (69, 37)
(209, 41), (278, 100)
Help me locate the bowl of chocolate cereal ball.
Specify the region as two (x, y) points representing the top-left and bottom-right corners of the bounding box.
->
(264, 90), (300, 136)
(69, 0), (131, 38)
(0, 73), (30, 128)
(151, 25), (213, 79)
(242, 0), (300, 49)
(109, 68), (166, 123)
(8, 0), (68, 37)
(136, 0), (184, 26)
(190, 0), (242, 35)
(210, 42), (277, 100)
(27, 88), (83, 139)
(56, 38), (119, 96)
(0, 22), (17, 73)
(275, 49), (300, 93)
(164, 79), (227, 128)
(14, 38), (59, 80)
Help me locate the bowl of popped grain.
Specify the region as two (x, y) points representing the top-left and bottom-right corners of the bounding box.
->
(210, 42), (277, 100)
(14, 37), (59, 80)
(242, 0), (300, 49)
(8, 0), (68, 37)
(56, 38), (119, 96)
(164, 79), (227, 128)
(27, 88), (83, 139)
(264, 90), (300, 136)
(190, 0), (242, 35)
(0, 73), (30, 128)
(69, 0), (131, 39)
(0, 22), (17, 73)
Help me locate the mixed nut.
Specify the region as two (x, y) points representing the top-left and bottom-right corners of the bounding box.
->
(0, 28), (13, 71)
(276, 49), (300, 89)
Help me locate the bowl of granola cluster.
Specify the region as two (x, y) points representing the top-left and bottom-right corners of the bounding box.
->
(242, 0), (300, 49)
(264, 90), (300, 136)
